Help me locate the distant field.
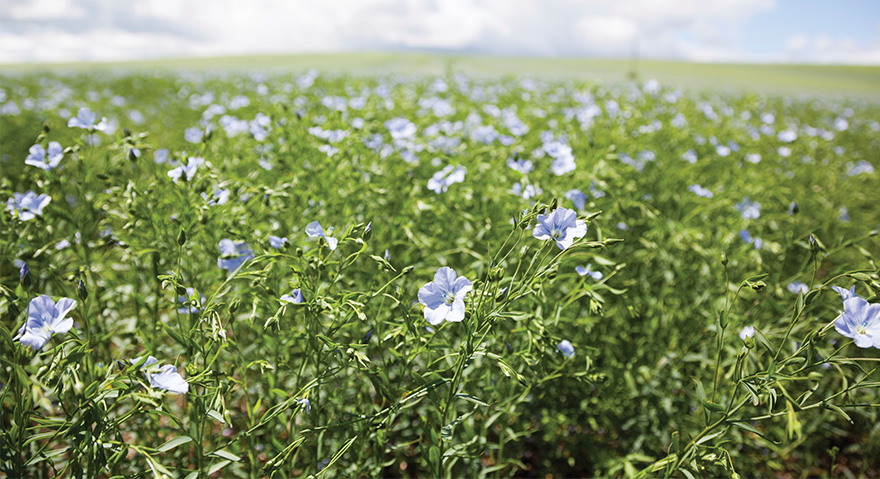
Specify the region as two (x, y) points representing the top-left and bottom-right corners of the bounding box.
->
(3, 52), (880, 97)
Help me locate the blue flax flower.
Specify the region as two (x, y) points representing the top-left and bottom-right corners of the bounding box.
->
(558, 340), (575, 358)
(835, 296), (880, 348)
(688, 184), (714, 198)
(16, 295), (77, 351)
(168, 157), (204, 183)
(25, 142), (64, 171)
(739, 326), (756, 340)
(576, 264), (603, 280)
(735, 197), (761, 219)
(306, 221), (338, 250)
(279, 289), (304, 304)
(787, 282), (808, 294)
(427, 165), (466, 194)
(832, 285), (857, 302)
(565, 189), (587, 210)
(6, 191), (51, 221)
(269, 235), (288, 249)
(418, 267), (473, 325)
(217, 239), (254, 272)
(532, 207), (587, 250)
(132, 356), (189, 394)
(67, 107), (108, 131)
(178, 287), (205, 314)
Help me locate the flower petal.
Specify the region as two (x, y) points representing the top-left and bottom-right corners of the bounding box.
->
(423, 304), (449, 325)
(418, 283), (445, 309)
(305, 221), (325, 238)
(446, 299), (466, 322)
(433, 267), (457, 291)
(19, 329), (51, 351)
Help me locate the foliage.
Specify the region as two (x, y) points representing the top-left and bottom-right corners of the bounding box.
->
(1, 70), (879, 478)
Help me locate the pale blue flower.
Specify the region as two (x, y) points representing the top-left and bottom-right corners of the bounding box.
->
(305, 221), (338, 250)
(688, 184), (713, 198)
(25, 142), (64, 171)
(532, 207), (587, 250)
(154, 148), (170, 164)
(832, 285), (857, 302)
(184, 126), (203, 143)
(735, 197), (761, 219)
(847, 160), (874, 176)
(427, 165), (466, 194)
(217, 239), (254, 272)
(787, 282), (808, 294)
(16, 295), (76, 351)
(269, 235), (288, 249)
(6, 191), (51, 221)
(507, 156), (533, 174)
(296, 398), (311, 414)
(550, 153), (576, 176)
(67, 107), (107, 131)
(132, 356), (189, 394)
(511, 182), (541, 200)
(839, 206), (850, 222)
(543, 141), (576, 175)
(177, 287), (205, 314)
(835, 297), (880, 348)
(557, 340), (575, 358)
(168, 157), (204, 183)
(385, 117), (417, 140)
(202, 188), (230, 205)
(565, 189), (587, 210)
(418, 267), (473, 325)
(739, 326), (756, 340)
(279, 289), (304, 304)
(576, 264), (603, 280)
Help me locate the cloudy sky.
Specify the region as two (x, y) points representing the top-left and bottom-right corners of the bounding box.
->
(1, 0), (879, 64)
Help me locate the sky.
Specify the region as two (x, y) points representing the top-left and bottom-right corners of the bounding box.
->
(1, 0), (879, 64)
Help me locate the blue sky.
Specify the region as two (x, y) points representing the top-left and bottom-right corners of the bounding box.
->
(0, 0), (878, 64)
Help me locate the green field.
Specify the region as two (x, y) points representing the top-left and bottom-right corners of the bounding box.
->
(1, 60), (879, 478)
(3, 52), (880, 97)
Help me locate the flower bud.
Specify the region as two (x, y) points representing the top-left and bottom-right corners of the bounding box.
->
(127, 149), (138, 162)
(42, 123), (51, 133)
(176, 285), (187, 296)
(296, 248), (303, 257)
(402, 265), (414, 276)
(177, 228), (187, 246)
(489, 266), (504, 282)
(720, 253), (728, 266)
(809, 234), (819, 255)
(718, 309), (728, 329)
(788, 201), (799, 215)
(20, 263), (32, 289)
(549, 198), (558, 212)
(363, 222), (372, 241)
(77, 279), (88, 301)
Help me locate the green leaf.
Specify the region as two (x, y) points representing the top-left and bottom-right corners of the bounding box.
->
(211, 449), (241, 462)
(157, 436), (192, 453)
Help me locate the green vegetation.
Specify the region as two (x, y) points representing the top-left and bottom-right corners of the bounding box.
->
(1, 67), (879, 478)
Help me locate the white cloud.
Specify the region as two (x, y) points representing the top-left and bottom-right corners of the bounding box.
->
(4, 0), (86, 20)
(783, 33), (880, 64)
(575, 15), (639, 53)
(0, 0), (875, 64)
